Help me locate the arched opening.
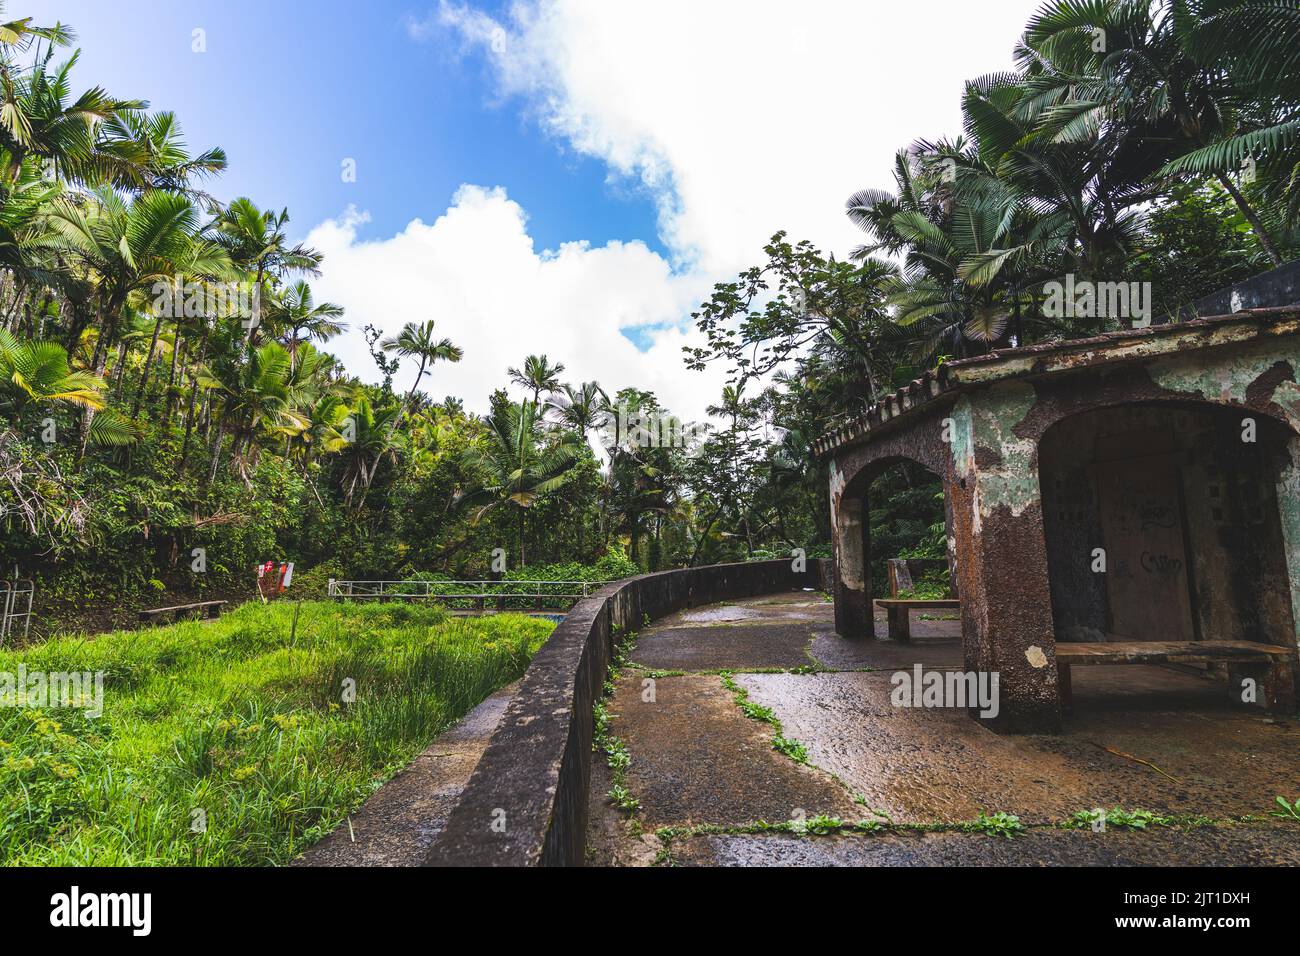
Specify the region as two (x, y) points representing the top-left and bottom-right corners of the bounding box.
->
(834, 455), (954, 640)
(1040, 401), (1296, 661)
(866, 459), (950, 603)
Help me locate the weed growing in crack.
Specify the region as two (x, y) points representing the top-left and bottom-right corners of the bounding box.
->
(592, 628), (641, 816)
(1270, 796), (1300, 821)
(964, 811), (1025, 838)
(1065, 807), (1170, 830)
(719, 671), (810, 765)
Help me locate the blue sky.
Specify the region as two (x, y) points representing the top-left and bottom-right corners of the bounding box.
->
(38, 0), (664, 255)
(32, 0), (1042, 418)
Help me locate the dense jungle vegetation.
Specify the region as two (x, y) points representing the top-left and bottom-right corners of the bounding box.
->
(1, 2), (1296, 633)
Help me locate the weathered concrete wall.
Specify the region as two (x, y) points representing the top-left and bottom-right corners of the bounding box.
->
(1039, 404), (1294, 649)
(426, 558), (830, 867)
(1182, 259), (1300, 321)
(825, 322), (1300, 731)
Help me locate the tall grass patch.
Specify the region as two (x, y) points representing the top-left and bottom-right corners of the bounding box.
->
(0, 601), (553, 865)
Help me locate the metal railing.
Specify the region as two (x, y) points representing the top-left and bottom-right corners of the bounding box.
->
(326, 579), (609, 615)
(0, 579), (34, 645)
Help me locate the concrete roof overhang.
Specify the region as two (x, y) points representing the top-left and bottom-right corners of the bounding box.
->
(811, 307), (1300, 460)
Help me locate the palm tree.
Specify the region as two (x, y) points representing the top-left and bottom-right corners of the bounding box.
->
(1019, 0), (1300, 265)
(0, 37), (143, 185)
(334, 395), (402, 508)
(200, 341), (308, 484)
(546, 380), (607, 442)
(268, 280), (345, 366)
(508, 353), (565, 405)
(380, 319), (462, 410)
(0, 329), (133, 444)
(97, 109), (228, 200)
(467, 399), (582, 567)
(204, 198), (322, 347)
(45, 187), (225, 453)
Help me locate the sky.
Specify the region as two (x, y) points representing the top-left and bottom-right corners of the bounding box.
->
(34, 0), (1044, 422)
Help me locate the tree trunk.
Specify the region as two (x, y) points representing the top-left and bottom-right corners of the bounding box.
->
(1217, 172), (1284, 267)
(112, 340), (129, 400)
(179, 327), (208, 473)
(131, 313), (166, 420)
(206, 420), (226, 483)
(164, 319), (185, 423)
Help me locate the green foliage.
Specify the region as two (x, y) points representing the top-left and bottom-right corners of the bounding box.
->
(720, 671), (810, 765)
(1066, 807), (1171, 831)
(0, 601), (553, 864)
(1270, 796), (1300, 822)
(965, 811), (1025, 838)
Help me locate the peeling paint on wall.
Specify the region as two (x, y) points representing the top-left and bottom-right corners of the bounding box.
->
(950, 398), (975, 480)
(828, 459), (845, 527)
(1150, 339), (1300, 429)
(970, 381), (1041, 520)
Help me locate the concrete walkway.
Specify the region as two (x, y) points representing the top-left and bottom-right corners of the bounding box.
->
(297, 682), (517, 866)
(586, 591), (1300, 866)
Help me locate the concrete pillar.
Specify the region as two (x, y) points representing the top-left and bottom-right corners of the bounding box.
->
(949, 386), (1061, 733)
(1275, 435), (1300, 655)
(830, 462), (870, 637)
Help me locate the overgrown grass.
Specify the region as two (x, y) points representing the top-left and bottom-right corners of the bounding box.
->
(0, 601), (553, 866)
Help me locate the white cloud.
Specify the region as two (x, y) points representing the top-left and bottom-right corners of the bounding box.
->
(306, 187), (719, 420)
(319, 0), (1043, 419)
(431, 0), (1041, 275)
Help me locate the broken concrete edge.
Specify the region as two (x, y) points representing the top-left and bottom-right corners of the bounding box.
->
(424, 558), (833, 867)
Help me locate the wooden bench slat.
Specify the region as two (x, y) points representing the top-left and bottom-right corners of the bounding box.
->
(139, 600), (228, 622)
(1056, 639), (1295, 665)
(875, 599), (960, 609)
(1056, 638), (1297, 716)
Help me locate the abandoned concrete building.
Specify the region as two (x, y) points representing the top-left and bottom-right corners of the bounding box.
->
(815, 307), (1300, 733)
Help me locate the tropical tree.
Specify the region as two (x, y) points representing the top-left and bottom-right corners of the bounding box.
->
(269, 279), (345, 365)
(334, 394), (402, 509)
(0, 29), (142, 185)
(1019, 0), (1300, 264)
(508, 353), (566, 405)
(45, 186), (227, 451)
(380, 319), (462, 410)
(0, 329), (133, 444)
(200, 341), (308, 484)
(204, 198), (322, 347)
(466, 399), (582, 567)
(547, 379), (607, 443)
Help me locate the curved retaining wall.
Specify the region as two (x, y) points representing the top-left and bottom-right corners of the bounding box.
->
(427, 558), (831, 866)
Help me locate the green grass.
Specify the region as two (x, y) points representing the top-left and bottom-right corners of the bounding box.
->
(0, 601), (553, 866)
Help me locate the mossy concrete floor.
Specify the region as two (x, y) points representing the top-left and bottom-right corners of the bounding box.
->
(585, 591), (1300, 866)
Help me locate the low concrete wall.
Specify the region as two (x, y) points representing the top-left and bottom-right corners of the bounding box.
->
(427, 557), (830, 866)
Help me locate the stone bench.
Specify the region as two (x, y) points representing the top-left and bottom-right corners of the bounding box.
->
(874, 598), (960, 642)
(1055, 639), (1297, 714)
(138, 600), (227, 624)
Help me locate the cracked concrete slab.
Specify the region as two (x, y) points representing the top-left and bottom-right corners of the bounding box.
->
(587, 593), (1300, 866)
(666, 823), (1300, 866)
(607, 672), (859, 828)
(736, 669), (1299, 824)
(630, 623), (817, 671)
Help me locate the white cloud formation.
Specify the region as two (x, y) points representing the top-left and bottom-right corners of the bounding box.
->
(307, 188), (718, 419)
(318, 0), (1043, 419)
(431, 0), (1040, 275)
